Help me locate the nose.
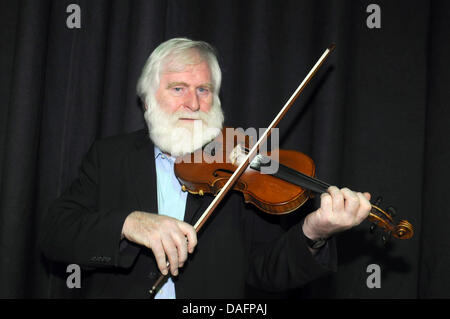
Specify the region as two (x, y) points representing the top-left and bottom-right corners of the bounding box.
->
(183, 89), (200, 112)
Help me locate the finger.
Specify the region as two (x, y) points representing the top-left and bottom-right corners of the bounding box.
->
(320, 192), (333, 213)
(341, 188), (360, 215)
(178, 222), (197, 254)
(363, 192), (371, 201)
(171, 231), (188, 267)
(161, 234), (179, 276)
(328, 186), (344, 212)
(150, 239), (168, 276)
(356, 192), (372, 221)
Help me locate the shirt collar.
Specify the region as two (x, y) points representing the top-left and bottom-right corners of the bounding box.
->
(154, 146), (175, 162)
(154, 146), (163, 159)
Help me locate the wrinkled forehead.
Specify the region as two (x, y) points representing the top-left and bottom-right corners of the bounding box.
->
(161, 49), (208, 74)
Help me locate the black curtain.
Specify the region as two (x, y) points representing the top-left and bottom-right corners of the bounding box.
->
(1, 0), (449, 298)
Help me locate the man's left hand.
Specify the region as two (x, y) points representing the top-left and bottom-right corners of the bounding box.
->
(302, 186), (372, 241)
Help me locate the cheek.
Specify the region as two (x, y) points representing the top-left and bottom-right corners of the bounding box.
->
(200, 96), (214, 112)
(156, 95), (179, 113)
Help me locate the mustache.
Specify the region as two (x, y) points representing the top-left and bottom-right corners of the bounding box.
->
(171, 111), (207, 121)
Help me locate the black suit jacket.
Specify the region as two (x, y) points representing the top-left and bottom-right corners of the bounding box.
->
(39, 129), (337, 298)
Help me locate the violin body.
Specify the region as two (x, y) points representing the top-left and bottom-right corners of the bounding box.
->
(175, 128), (316, 214)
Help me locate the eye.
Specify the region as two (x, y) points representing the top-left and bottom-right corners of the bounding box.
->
(170, 87), (185, 95)
(197, 87), (210, 95)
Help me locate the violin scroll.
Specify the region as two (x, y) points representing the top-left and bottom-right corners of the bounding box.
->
(368, 197), (414, 240)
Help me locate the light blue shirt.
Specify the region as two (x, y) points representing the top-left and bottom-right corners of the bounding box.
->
(153, 146), (188, 299)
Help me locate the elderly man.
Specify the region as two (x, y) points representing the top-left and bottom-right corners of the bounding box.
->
(40, 38), (371, 298)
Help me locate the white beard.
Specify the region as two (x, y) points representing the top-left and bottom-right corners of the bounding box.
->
(144, 98), (224, 157)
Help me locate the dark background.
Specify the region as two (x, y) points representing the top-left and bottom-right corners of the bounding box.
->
(0, 0), (449, 298)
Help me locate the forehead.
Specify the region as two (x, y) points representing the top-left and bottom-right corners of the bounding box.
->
(159, 61), (212, 84)
(162, 49), (204, 72)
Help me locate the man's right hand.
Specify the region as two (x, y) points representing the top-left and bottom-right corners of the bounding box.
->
(121, 211), (197, 276)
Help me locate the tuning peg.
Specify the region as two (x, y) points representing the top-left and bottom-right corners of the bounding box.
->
(374, 196), (383, 207)
(369, 223), (377, 234)
(386, 206), (397, 218)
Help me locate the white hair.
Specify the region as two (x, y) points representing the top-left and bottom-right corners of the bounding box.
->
(136, 37), (222, 111)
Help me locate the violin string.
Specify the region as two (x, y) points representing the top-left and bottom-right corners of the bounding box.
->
(248, 152), (395, 228)
(247, 151), (330, 194)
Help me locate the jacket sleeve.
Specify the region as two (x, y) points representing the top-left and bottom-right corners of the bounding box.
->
(39, 141), (141, 269)
(245, 210), (338, 292)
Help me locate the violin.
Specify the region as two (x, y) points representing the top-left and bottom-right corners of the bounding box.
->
(174, 127), (414, 240)
(149, 44), (413, 295)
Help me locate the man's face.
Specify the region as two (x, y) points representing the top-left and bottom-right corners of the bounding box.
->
(154, 61), (214, 126)
(144, 59), (223, 157)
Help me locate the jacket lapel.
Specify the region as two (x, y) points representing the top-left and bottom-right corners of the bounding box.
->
(126, 130), (159, 213)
